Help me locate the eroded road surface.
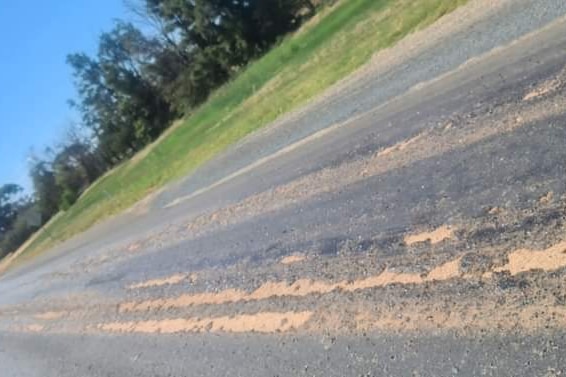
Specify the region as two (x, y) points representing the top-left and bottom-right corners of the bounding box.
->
(2, 1), (566, 376)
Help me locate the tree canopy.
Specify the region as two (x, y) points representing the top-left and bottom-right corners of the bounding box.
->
(0, 184), (23, 235)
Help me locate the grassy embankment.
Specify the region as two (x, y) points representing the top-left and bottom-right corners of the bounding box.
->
(18, 0), (467, 261)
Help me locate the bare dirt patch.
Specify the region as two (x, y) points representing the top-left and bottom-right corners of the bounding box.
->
(118, 232), (566, 315)
(99, 311), (312, 334)
(310, 298), (566, 334)
(127, 274), (188, 290)
(404, 225), (454, 245)
(34, 311), (66, 321)
(539, 191), (554, 205)
(280, 254), (307, 265)
(524, 78), (562, 101)
(493, 241), (566, 276)
(119, 256), (466, 313)
(24, 324), (45, 332)
(376, 133), (424, 157)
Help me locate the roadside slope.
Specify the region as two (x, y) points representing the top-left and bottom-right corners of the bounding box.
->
(5, 0), (566, 279)
(13, 0), (469, 263)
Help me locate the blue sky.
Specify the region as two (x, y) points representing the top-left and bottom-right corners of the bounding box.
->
(0, 1), (127, 192)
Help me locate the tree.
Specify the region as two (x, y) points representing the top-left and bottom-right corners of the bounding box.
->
(52, 140), (107, 209)
(68, 22), (174, 164)
(0, 184), (23, 234)
(29, 158), (60, 221)
(0, 184), (38, 258)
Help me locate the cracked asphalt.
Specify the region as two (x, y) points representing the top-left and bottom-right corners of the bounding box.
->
(1, 1), (566, 376)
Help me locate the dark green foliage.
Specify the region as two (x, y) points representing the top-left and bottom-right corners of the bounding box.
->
(0, 185), (38, 258)
(0, 184), (23, 234)
(130, 0), (313, 111)
(29, 135), (106, 219)
(67, 22), (175, 164)
(68, 0), (314, 157)
(29, 159), (60, 221)
(53, 143), (96, 209)
(64, 0), (317, 167)
(0, 206), (39, 258)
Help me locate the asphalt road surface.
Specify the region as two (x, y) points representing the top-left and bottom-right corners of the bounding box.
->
(2, 1), (566, 376)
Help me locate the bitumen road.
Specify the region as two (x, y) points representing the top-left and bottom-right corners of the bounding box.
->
(2, 1), (566, 376)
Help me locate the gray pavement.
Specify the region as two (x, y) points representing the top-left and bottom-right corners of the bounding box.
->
(2, 1), (566, 376)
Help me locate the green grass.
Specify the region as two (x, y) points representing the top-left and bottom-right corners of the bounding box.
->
(19, 0), (467, 261)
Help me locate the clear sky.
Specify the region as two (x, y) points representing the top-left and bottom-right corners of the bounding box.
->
(0, 1), (127, 192)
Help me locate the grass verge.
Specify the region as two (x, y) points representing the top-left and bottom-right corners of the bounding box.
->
(18, 0), (467, 261)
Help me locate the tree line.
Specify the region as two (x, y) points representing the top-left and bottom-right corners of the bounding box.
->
(0, 0), (322, 257)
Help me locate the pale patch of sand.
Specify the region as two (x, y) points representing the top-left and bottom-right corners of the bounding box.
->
(487, 206), (502, 215)
(493, 241), (566, 276)
(34, 311), (66, 321)
(524, 78), (562, 100)
(127, 243), (142, 253)
(280, 254), (307, 265)
(377, 134), (423, 157)
(404, 225), (454, 245)
(25, 324), (44, 332)
(322, 302), (566, 334)
(120, 257), (464, 313)
(539, 191), (554, 205)
(128, 274), (188, 290)
(424, 258), (461, 281)
(99, 311), (312, 334)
